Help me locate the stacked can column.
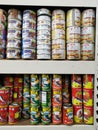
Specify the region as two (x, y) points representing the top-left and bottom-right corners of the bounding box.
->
(83, 74), (94, 124)
(30, 74), (40, 124)
(7, 9), (22, 59)
(66, 9), (81, 60)
(71, 74), (83, 123)
(52, 10), (65, 59)
(22, 10), (36, 59)
(22, 74), (30, 119)
(52, 74), (62, 124)
(81, 9), (95, 60)
(37, 8), (51, 59)
(0, 9), (7, 59)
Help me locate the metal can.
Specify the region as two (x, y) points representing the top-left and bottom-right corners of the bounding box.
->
(22, 48), (36, 59)
(0, 9), (7, 22)
(41, 106), (51, 124)
(37, 8), (51, 16)
(42, 74), (51, 91)
(73, 105), (83, 123)
(37, 29), (51, 36)
(84, 106), (93, 124)
(52, 49), (65, 59)
(37, 24), (51, 31)
(22, 107), (30, 119)
(14, 75), (23, 87)
(52, 39), (65, 49)
(0, 30), (6, 40)
(52, 10), (65, 20)
(31, 90), (40, 106)
(22, 38), (36, 48)
(71, 74), (82, 88)
(67, 43), (80, 60)
(30, 106), (40, 124)
(63, 75), (70, 89)
(0, 22), (7, 30)
(81, 43), (94, 60)
(37, 54), (51, 60)
(67, 9), (81, 27)
(63, 104), (73, 125)
(7, 29), (21, 39)
(52, 19), (65, 30)
(23, 74), (30, 88)
(81, 27), (95, 43)
(0, 105), (8, 124)
(52, 106), (62, 124)
(23, 94), (30, 104)
(52, 29), (65, 40)
(22, 29), (36, 39)
(63, 89), (70, 103)
(31, 74), (40, 91)
(37, 44), (50, 50)
(37, 49), (51, 55)
(4, 75), (13, 87)
(66, 26), (80, 43)
(7, 39), (21, 48)
(5, 87), (13, 104)
(8, 19), (21, 29)
(0, 88), (9, 105)
(13, 87), (19, 102)
(23, 19), (36, 29)
(37, 33), (51, 40)
(82, 9), (95, 26)
(37, 15), (51, 22)
(37, 39), (51, 45)
(23, 102), (30, 109)
(23, 10), (36, 20)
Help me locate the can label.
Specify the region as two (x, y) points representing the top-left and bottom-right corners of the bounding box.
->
(63, 89), (70, 103)
(23, 75), (30, 88)
(14, 76), (23, 87)
(0, 105), (8, 124)
(7, 49), (21, 59)
(4, 76), (13, 87)
(31, 74), (40, 91)
(52, 29), (65, 40)
(71, 74), (82, 88)
(7, 39), (21, 48)
(8, 19), (21, 29)
(31, 90), (40, 106)
(22, 107), (30, 119)
(8, 9), (22, 20)
(52, 10), (65, 20)
(52, 75), (62, 90)
(22, 29), (36, 39)
(22, 39), (36, 48)
(42, 74), (51, 91)
(22, 49), (36, 59)
(37, 15), (51, 22)
(23, 10), (36, 20)
(23, 19), (36, 29)
(0, 88), (9, 105)
(37, 54), (51, 59)
(7, 29), (21, 39)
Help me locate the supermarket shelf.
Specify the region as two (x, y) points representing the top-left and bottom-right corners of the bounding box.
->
(0, 60), (95, 74)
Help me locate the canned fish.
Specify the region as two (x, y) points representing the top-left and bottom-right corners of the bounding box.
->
(37, 8), (51, 16)
(67, 9), (81, 27)
(23, 19), (36, 29)
(37, 44), (50, 50)
(0, 39), (6, 48)
(0, 9), (7, 22)
(0, 48), (5, 59)
(23, 74), (30, 88)
(66, 26), (80, 43)
(81, 43), (94, 60)
(37, 49), (51, 55)
(37, 34), (51, 40)
(0, 30), (6, 40)
(22, 38), (36, 48)
(37, 39), (51, 44)
(0, 105), (8, 124)
(63, 104), (73, 125)
(7, 29), (21, 39)
(52, 39), (65, 45)
(37, 20), (51, 26)
(7, 39), (21, 48)
(52, 23), (65, 30)
(83, 74), (94, 89)
(8, 9), (22, 20)
(31, 74), (40, 91)
(4, 75), (13, 87)
(0, 88), (9, 105)
(52, 106), (62, 124)
(82, 9), (95, 26)
(84, 106), (93, 124)
(71, 74), (82, 88)
(31, 90), (40, 106)
(41, 106), (51, 124)
(52, 29), (65, 39)
(52, 53), (65, 60)
(8, 19), (21, 29)
(23, 102), (30, 108)
(23, 94), (30, 104)
(52, 10), (65, 20)
(23, 10), (36, 20)
(73, 105), (83, 123)
(37, 54), (51, 59)
(37, 15), (51, 22)
(37, 29), (51, 36)
(52, 49), (65, 59)
(30, 106), (40, 124)
(67, 43), (80, 60)
(22, 107), (30, 119)
(52, 44), (65, 50)
(22, 49), (36, 59)
(22, 29), (36, 39)
(81, 27), (94, 43)
(13, 87), (18, 102)
(37, 25), (51, 30)
(8, 103), (20, 124)
(42, 74), (51, 91)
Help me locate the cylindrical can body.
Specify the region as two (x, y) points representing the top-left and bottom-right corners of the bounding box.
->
(0, 105), (8, 124)
(0, 88), (9, 105)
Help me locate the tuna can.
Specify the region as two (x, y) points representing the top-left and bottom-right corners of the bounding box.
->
(37, 8), (51, 16)
(14, 75), (23, 87)
(7, 39), (21, 48)
(52, 74), (62, 90)
(23, 19), (36, 29)
(31, 90), (40, 106)
(37, 54), (51, 59)
(37, 44), (50, 50)
(23, 74), (30, 88)
(52, 22), (65, 30)
(22, 38), (36, 48)
(52, 106), (62, 124)
(0, 105), (8, 124)
(0, 48), (5, 59)
(81, 43), (94, 60)
(71, 74), (82, 88)
(37, 24), (51, 31)
(8, 103), (20, 124)
(82, 9), (95, 26)
(81, 27), (95, 43)
(23, 10), (36, 20)
(37, 49), (51, 55)
(31, 74), (40, 91)
(0, 39), (6, 48)
(37, 29), (51, 36)
(8, 9), (22, 21)
(37, 34), (51, 40)
(67, 9), (81, 27)
(84, 106), (93, 124)
(63, 104), (73, 125)
(23, 94), (30, 104)
(67, 43), (80, 60)
(4, 75), (13, 87)
(7, 29), (21, 39)
(41, 106), (51, 124)
(83, 74), (94, 89)
(22, 48), (36, 59)
(22, 29), (36, 39)
(37, 20), (51, 26)
(0, 88), (9, 105)
(52, 43), (65, 50)
(0, 29), (6, 40)
(52, 49), (65, 59)
(52, 29), (65, 40)
(73, 105), (83, 123)
(52, 10), (65, 20)
(42, 74), (51, 91)
(8, 19), (21, 29)
(37, 39), (51, 45)
(66, 26), (80, 43)
(0, 9), (7, 22)
(22, 107), (30, 119)
(30, 106), (40, 124)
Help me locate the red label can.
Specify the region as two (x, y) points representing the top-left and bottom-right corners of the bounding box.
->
(4, 75), (13, 87)
(13, 87), (19, 101)
(73, 105), (83, 123)
(0, 88), (9, 105)
(8, 103), (20, 124)
(0, 105), (8, 124)
(8, 87), (13, 104)
(71, 74), (82, 88)
(14, 75), (23, 87)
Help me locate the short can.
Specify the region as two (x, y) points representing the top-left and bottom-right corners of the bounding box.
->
(62, 75), (70, 89)
(22, 107), (30, 119)
(23, 102), (30, 109)
(52, 53), (65, 60)
(37, 49), (51, 55)
(5, 87), (13, 104)
(23, 10), (36, 20)
(23, 19), (36, 29)
(37, 29), (51, 36)
(52, 29), (65, 40)
(37, 39), (51, 45)
(22, 38), (36, 48)
(7, 29), (21, 39)
(22, 29), (36, 39)
(37, 8), (51, 16)
(14, 75), (23, 87)
(37, 15), (51, 22)
(37, 34), (51, 40)
(42, 74), (51, 91)
(31, 74), (40, 91)
(31, 90), (40, 106)
(52, 43), (65, 50)
(8, 19), (21, 29)
(0, 105), (8, 124)
(71, 74), (82, 88)
(0, 9), (7, 22)
(7, 39), (21, 48)
(52, 9), (65, 20)
(23, 74), (30, 88)
(52, 49), (65, 60)
(37, 44), (50, 50)
(52, 22), (65, 30)
(22, 48), (36, 59)
(0, 88), (9, 105)
(37, 54), (51, 60)
(37, 24), (51, 31)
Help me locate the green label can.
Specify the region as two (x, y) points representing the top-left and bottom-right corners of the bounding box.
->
(42, 74), (51, 91)
(31, 90), (40, 106)
(31, 74), (40, 91)
(23, 74), (30, 88)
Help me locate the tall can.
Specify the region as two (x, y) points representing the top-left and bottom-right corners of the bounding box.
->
(31, 74), (40, 91)
(71, 74), (82, 88)
(0, 88), (9, 105)
(23, 74), (30, 88)
(42, 74), (51, 91)
(31, 90), (40, 106)
(0, 105), (8, 124)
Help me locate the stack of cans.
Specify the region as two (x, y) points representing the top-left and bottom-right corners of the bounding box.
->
(81, 9), (95, 60)
(7, 9), (22, 59)
(52, 74), (62, 124)
(37, 8), (51, 59)
(22, 75), (30, 119)
(30, 74), (40, 124)
(83, 74), (94, 124)
(66, 9), (81, 60)
(52, 10), (65, 59)
(41, 74), (51, 124)
(0, 9), (7, 59)
(22, 10), (36, 59)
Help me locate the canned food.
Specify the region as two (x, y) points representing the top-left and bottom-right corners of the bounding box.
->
(52, 106), (62, 124)
(8, 19), (21, 29)
(37, 44), (50, 50)
(84, 106), (93, 124)
(63, 75), (70, 89)
(31, 74), (40, 91)
(0, 9), (7, 22)
(63, 104), (73, 125)
(8, 103), (20, 124)
(42, 74), (51, 91)
(81, 27), (94, 43)
(83, 88), (93, 106)
(67, 9), (81, 27)
(37, 15), (51, 22)
(22, 38), (36, 48)
(52, 39), (65, 45)
(14, 75), (23, 87)
(52, 49), (65, 59)
(31, 90), (40, 106)
(13, 87), (19, 101)
(37, 34), (51, 40)
(52, 54), (65, 60)
(37, 24), (51, 30)
(22, 107), (30, 119)
(23, 10), (36, 20)
(52, 23), (65, 30)
(37, 39), (51, 45)
(7, 39), (21, 48)
(4, 75), (13, 87)
(23, 87), (30, 95)
(63, 89), (70, 103)
(37, 54), (51, 59)
(41, 106), (51, 124)
(22, 29), (36, 39)
(81, 43), (94, 60)
(83, 74), (94, 89)
(23, 94), (30, 104)
(73, 105), (83, 123)
(5, 87), (13, 104)
(82, 9), (95, 26)
(22, 48), (36, 59)
(30, 106), (40, 124)
(0, 39), (6, 48)
(52, 90), (62, 106)
(0, 30), (6, 40)
(52, 10), (65, 20)
(23, 19), (36, 29)
(67, 43), (80, 60)
(0, 105), (8, 124)
(0, 48), (5, 59)
(66, 27), (80, 43)
(0, 88), (9, 105)
(37, 8), (51, 16)
(23, 102), (30, 108)
(7, 29), (21, 39)
(37, 29), (51, 36)
(23, 74), (30, 88)
(37, 49), (51, 55)
(52, 44), (65, 50)
(8, 9), (22, 20)
(52, 29), (65, 39)
(71, 74), (82, 88)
